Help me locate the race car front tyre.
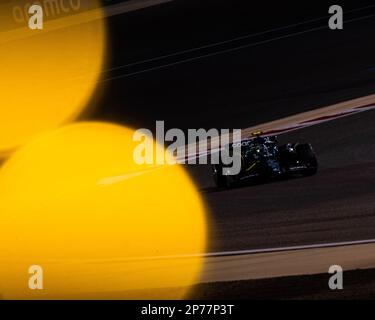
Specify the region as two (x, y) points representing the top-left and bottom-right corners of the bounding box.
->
(212, 165), (239, 188)
(296, 143), (318, 176)
(212, 164), (227, 188)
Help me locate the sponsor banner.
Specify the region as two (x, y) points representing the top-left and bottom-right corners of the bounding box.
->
(0, 0), (100, 31)
(0, 0), (171, 33)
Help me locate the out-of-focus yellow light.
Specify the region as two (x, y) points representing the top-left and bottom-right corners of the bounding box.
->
(0, 122), (206, 299)
(0, 1), (106, 157)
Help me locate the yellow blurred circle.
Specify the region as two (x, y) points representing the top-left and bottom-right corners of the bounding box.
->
(0, 1), (106, 157)
(0, 122), (206, 299)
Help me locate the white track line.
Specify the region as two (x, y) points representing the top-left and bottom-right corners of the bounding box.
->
(63, 239), (375, 263)
(102, 4), (375, 74)
(102, 12), (375, 81)
(204, 238), (375, 258)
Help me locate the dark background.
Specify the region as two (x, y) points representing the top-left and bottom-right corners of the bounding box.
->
(90, 0), (375, 133)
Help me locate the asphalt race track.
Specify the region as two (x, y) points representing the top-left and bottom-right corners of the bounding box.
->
(191, 109), (375, 252)
(90, 1), (375, 253)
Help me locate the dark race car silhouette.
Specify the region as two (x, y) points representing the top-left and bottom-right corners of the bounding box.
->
(212, 132), (318, 188)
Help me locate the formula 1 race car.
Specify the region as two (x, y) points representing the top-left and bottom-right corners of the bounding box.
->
(212, 132), (318, 188)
